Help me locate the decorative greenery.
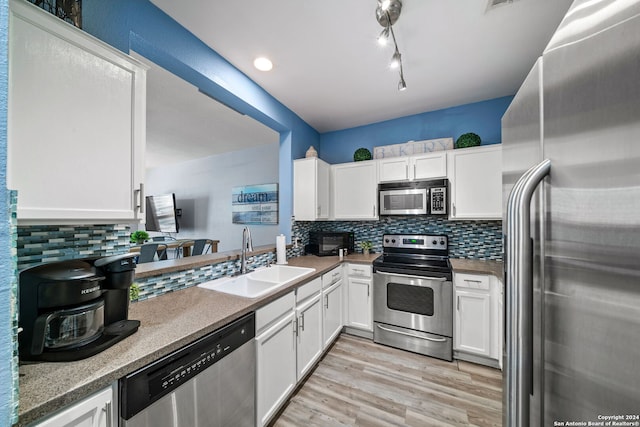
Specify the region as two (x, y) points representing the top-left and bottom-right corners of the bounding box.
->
(353, 147), (372, 162)
(130, 230), (149, 244)
(129, 283), (140, 302)
(359, 240), (373, 252)
(455, 132), (482, 148)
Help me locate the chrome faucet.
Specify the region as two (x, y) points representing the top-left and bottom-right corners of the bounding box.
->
(240, 226), (253, 274)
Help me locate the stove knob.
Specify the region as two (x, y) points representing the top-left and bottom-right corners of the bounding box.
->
(432, 240), (437, 245)
(391, 239), (396, 244)
(385, 239), (389, 243)
(440, 240), (445, 245)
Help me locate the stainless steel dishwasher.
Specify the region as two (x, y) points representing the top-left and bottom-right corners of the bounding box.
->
(120, 313), (255, 427)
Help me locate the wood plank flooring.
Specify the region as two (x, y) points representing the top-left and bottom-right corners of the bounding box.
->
(270, 334), (502, 427)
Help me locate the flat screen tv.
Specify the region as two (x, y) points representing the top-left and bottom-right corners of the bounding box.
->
(145, 193), (179, 233)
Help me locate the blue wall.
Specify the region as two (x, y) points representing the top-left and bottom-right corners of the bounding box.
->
(82, 0), (320, 242)
(0, 0), (14, 422)
(318, 96), (513, 164)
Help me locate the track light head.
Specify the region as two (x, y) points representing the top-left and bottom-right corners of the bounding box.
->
(377, 26), (390, 46)
(390, 50), (401, 69)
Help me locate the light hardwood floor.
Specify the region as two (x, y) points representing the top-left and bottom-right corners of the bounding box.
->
(271, 334), (502, 427)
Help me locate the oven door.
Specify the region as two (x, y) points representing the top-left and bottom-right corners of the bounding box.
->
(373, 271), (452, 337)
(379, 188), (428, 215)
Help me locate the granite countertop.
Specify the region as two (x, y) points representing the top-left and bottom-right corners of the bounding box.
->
(16, 253), (377, 426)
(450, 258), (504, 279)
(17, 252), (495, 425)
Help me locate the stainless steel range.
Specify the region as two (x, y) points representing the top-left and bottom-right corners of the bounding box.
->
(372, 234), (453, 361)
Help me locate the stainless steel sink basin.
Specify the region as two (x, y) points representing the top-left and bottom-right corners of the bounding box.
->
(198, 265), (315, 298)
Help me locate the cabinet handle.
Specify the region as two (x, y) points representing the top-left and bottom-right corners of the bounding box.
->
(367, 284), (370, 297)
(452, 202), (456, 216)
(325, 294), (329, 309)
(414, 164), (416, 178)
(317, 206), (321, 216)
(457, 296), (460, 311)
(373, 205), (376, 216)
(135, 183), (145, 214)
(299, 314), (305, 332)
(464, 279), (482, 283)
(104, 401), (112, 427)
(293, 318), (298, 337)
(405, 164), (408, 179)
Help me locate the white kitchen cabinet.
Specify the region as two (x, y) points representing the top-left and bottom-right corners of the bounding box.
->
(455, 289), (492, 357)
(346, 264), (373, 331)
(34, 385), (114, 427)
(8, 0), (147, 224)
(454, 272), (503, 365)
(412, 152), (447, 180)
(293, 157), (330, 221)
(322, 266), (344, 349)
(332, 161), (378, 220)
(378, 152), (447, 182)
(256, 293), (297, 427)
(295, 293), (323, 379)
(447, 145), (502, 220)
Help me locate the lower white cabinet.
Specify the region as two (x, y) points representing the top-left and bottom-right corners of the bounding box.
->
(322, 280), (343, 348)
(346, 264), (373, 331)
(34, 385), (114, 427)
(256, 294), (297, 427)
(455, 289), (492, 357)
(453, 272), (503, 366)
(295, 292), (323, 379)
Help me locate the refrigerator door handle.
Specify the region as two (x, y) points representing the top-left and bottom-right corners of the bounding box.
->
(505, 159), (551, 427)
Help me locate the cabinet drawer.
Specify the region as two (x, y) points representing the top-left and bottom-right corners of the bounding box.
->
(256, 292), (295, 334)
(296, 277), (322, 303)
(455, 273), (490, 291)
(322, 266), (343, 289)
(347, 264), (372, 278)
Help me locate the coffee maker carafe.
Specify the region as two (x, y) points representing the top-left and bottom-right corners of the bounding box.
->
(19, 254), (140, 362)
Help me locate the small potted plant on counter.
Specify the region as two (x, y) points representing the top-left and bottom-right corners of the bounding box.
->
(130, 230), (149, 244)
(359, 240), (373, 255)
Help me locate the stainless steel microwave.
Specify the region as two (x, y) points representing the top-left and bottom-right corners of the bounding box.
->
(378, 179), (448, 216)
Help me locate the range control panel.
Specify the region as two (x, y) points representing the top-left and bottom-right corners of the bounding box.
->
(382, 234), (448, 250)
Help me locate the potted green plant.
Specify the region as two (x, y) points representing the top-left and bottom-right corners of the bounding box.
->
(359, 240), (373, 255)
(129, 283), (140, 302)
(130, 230), (149, 244)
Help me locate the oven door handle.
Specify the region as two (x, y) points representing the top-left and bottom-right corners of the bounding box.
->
(376, 324), (448, 343)
(375, 271), (447, 282)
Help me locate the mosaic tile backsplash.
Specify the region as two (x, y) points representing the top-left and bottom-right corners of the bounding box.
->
(292, 217), (503, 260)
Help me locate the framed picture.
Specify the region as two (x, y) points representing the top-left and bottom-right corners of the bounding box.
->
(232, 183), (279, 225)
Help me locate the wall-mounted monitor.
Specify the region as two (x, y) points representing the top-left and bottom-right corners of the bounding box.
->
(145, 193), (179, 233)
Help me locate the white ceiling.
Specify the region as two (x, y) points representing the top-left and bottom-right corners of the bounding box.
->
(150, 0), (573, 133)
(132, 52), (279, 169)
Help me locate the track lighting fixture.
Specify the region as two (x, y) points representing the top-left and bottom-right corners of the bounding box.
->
(375, 0), (406, 91)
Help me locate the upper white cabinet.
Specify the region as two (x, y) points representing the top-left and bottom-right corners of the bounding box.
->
(293, 157), (330, 221)
(378, 152), (447, 182)
(8, 0), (147, 224)
(332, 161), (378, 220)
(447, 145), (502, 220)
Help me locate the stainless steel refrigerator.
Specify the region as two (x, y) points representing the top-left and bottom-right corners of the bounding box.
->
(502, 1), (640, 425)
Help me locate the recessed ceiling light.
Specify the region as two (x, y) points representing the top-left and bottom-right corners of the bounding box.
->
(253, 57), (273, 72)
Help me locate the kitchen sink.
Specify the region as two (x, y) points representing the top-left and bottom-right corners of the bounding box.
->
(198, 265), (315, 298)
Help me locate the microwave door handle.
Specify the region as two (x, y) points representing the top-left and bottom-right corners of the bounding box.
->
(505, 159), (551, 427)
(375, 271), (447, 282)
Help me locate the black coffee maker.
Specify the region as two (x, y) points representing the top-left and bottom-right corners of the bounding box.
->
(18, 253), (140, 362)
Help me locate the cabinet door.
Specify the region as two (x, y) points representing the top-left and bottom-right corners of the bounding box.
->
(293, 158), (329, 221)
(347, 278), (372, 331)
(34, 386), (113, 427)
(448, 145), (502, 220)
(378, 158), (409, 182)
(332, 161), (378, 220)
(322, 280), (343, 348)
(296, 295), (323, 380)
(256, 312), (297, 427)
(455, 289), (491, 357)
(412, 152), (447, 180)
(8, 0), (146, 223)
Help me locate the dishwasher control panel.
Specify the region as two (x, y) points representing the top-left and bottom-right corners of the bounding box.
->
(120, 312), (255, 420)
